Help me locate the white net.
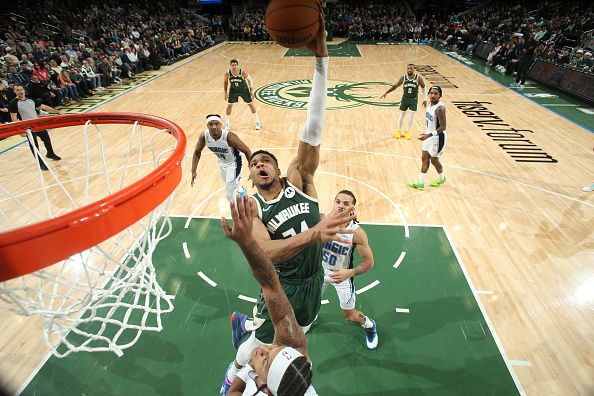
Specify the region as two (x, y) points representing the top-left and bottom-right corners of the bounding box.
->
(0, 115), (184, 357)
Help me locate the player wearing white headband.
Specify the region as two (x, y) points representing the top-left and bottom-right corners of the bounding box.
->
(222, 195), (320, 396)
(191, 114), (252, 201)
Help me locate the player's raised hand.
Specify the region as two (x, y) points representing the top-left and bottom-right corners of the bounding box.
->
(222, 195), (255, 248)
(310, 208), (355, 244)
(305, 10), (328, 58)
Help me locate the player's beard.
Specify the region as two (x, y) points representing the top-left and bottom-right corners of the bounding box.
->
(256, 176), (278, 192)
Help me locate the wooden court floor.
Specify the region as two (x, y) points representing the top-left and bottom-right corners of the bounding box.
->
(1, 42), (593, 395)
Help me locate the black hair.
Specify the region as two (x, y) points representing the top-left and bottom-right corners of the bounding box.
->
(429, 85), (442, 96)
(407, 63), (415, 67)
(230, 58), (238, 64)
(251, 150), (279, 167)
(277, 356), (312, 396)
(205, 114), (221, 120)
(337, 190), (356, 205)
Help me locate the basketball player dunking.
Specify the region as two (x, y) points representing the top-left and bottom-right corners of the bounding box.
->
(380, 64), (427, 140)
(218, 16), (355, 396)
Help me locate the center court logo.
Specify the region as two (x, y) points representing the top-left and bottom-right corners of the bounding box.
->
(255, 80), (400, 110)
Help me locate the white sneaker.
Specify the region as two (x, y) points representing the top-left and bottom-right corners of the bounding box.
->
(583, 183), (594, 192)
(364, 319), (378, 350)
(39, 109), (49, 115)
(255, 122), (261, 130)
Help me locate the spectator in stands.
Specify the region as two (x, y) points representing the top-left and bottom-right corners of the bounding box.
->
(58, 69), (81, 101)
(581, 52), (593, 72)
(124, 47), (141, 74)
(97, 56), (113, 86)
(3, 47), (19, 64)
(570, 49), (584, 68)
(27, 74), (63, 107)
(8, 65), (27, 85)
(33, 62), (50, 82)
(81, 60), (103, 91)
(0, 81), (14, 123)
(557, 48), (571, 65)
(67, 66), (94, 96)
(20, 54), (33, 69)
(19, 61), (33, 82)
(49, 59), (62, 77)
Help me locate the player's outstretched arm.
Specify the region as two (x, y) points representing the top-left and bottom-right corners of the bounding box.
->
(190, 134), (206, 187)
(222, 196), (306, 351)
(286, 18), (328, 199)
(227, 131), (252, 163)
(223, 71), (229, 101)
(250, 202), (356, 264)
(380, 76), (404, 99)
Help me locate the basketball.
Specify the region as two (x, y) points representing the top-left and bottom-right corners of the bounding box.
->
(265, 0), (322, 48)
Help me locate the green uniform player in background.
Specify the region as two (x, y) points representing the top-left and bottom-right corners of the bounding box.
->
(380, 63), (427, 139)
(224, 59), (261, 130)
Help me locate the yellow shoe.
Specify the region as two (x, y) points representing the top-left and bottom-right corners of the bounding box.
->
(394, 130), (401, 139)
(405, 130), (411, 140)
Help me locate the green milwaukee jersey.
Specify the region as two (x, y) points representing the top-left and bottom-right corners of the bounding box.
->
(402, 73), (419, 99)
(253, 178), (322, 281)
(228, 69), (249, 94)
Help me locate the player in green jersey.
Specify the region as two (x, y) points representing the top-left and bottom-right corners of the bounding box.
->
(224, 59), (261, 130)
(219, 19), (354, 396)
(380, 63), (427, 139)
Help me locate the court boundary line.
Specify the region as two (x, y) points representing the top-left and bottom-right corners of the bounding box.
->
(442, 226), (526, 396)
(428, 45), (594, 134)
(176, 215), (524, 392)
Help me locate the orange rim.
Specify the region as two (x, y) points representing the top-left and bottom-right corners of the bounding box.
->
(0, 113), (186, 282)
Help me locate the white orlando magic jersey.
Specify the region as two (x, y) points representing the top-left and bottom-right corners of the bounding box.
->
(204, 128), (240, 167)
(321, 220), (359, 271)
(425, 101), (446, 134)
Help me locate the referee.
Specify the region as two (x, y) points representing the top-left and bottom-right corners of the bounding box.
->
(9, 84), (64, 171)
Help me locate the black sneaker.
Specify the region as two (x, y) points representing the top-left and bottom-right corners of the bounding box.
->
(46, 154), (61, 161)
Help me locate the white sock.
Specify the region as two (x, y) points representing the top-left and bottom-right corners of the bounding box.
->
(361, 316), (373, 329)
(225, 361), (240, 382)
(299, 56), (328, 146)
(419, 173), (427, 184)
(407, 111), (416, 130)
(225, 114), (230, 126)
(253, 112), (260, 123)
(397, 111), (405, 130)
(439, 173), (445, 180)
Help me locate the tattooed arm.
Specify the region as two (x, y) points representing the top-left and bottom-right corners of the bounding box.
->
(222, 196), (306, 352)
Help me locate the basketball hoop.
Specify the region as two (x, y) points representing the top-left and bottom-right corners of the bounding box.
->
(0, 112), (186, 357)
